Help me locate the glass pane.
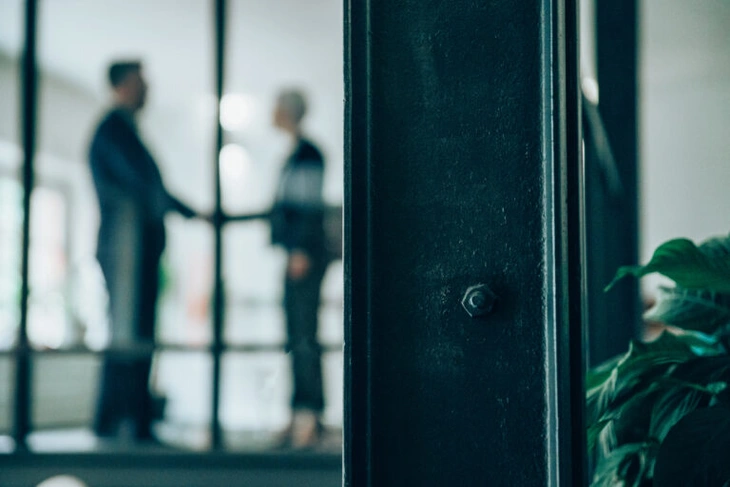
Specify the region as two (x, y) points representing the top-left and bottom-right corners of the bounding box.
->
(223, 223), (285, 346)
(27, 186), (73, 349)
(222, 0), (344, 215)
(221, 0), (344, 448)
(27, 352), (211, 452)
(0, 0), (23, 152)
(29, 354), (98, 452)
(220, 351), (289, 450)
(30, 0), (215, 449)
(33, 0), (216, 353)
(319, 262), (344, 346)
(0, 0), (23, 350)
(149, 351), (212, 450)
(0, 356), (14, 437)
(0, 0), (24, 454)
(221, 351), (341, 452)
(0, 178), (22, 349)
(321, 351), (343, 432)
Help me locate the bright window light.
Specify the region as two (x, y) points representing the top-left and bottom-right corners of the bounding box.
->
(582, 76), (599, 104)
(219, 143), (252, 182)
(220, 93), (257, 132)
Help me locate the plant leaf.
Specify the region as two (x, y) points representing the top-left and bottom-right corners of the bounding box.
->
(588, 417), (614, 453)
(587, 334), (696, 443)
(698, 235), (730, 260)
(653, 407), (730, 486)
(588, 333), (695, 394)
(648, 357), (730, 443)
(605, 238), (730, 293)
(706, 382), (728, 394)
(645, 286), (730, 334)
(591, 442), (657, 487)
(670, 330), (724, 357)
(670, 355), (730, 388)
(587, 334), (695, 413)
(586, 354), (623, 391)
(648, 384), (705, 443)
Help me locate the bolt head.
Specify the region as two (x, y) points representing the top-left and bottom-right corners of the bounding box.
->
(461, 284), (497, 318)
(468, 293), (486, 309)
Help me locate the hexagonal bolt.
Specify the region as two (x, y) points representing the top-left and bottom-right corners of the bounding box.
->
(461, 284), (497, 318)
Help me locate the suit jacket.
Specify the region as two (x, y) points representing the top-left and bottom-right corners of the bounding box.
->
(88, 108), (193, 344)
(270, 137), (327, 258)
(89, 107), (193, 263)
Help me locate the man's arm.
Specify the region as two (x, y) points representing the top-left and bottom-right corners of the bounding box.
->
(92, 129), (158, 199)
(93, 121), (196, 219)
(167, 194), (196, 219)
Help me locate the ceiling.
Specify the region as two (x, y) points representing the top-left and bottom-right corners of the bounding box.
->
(0, 0), (343, 106)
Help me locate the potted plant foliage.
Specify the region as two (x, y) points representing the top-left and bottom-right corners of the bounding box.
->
(588, 234), (730, 486)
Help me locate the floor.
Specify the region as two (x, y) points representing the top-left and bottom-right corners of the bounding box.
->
(0, 424), (342, 454)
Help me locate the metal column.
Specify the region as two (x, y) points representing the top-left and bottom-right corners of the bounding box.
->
(587, 0), (640, 365)
(344, 0), (585, 485)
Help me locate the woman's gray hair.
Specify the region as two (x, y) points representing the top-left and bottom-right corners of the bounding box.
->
(277, 89), (308, 124)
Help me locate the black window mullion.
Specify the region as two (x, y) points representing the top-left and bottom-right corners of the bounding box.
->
(13, 0), (39, 451)
(210, 0), (227, 451)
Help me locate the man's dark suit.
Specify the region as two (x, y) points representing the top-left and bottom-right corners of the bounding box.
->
(88, 107), (193, 440)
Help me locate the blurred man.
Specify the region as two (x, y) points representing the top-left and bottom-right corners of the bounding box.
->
(270, 89), (328, 448)
(88, 60), (196, 443)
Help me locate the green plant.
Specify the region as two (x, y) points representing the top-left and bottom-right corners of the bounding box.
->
(588, 234), (730, 487)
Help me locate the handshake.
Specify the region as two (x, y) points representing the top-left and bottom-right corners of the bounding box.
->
(172, 195), (269, 225)
(185, 208), (271, 226)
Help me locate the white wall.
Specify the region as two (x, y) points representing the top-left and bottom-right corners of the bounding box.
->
(640, 0), (730, 286)
(0, 52), (102, 164)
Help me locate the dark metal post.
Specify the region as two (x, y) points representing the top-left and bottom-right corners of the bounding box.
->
(587, 0), (639, 365)
(343, 0), (372, 482)
(14, 0), (39, 451)
(344, 0), (584, 485)
(564, 2), (589, 484)
(211, 0), (227, 450)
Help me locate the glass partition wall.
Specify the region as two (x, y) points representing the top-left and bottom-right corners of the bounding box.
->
(0, 0), (343, 456)
(220, 0), (344, 449)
